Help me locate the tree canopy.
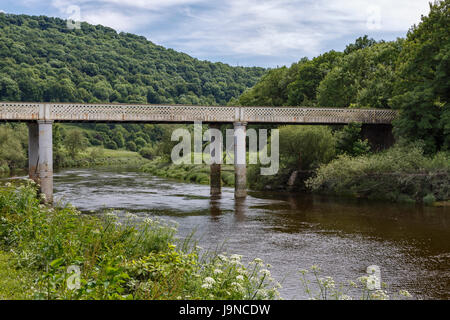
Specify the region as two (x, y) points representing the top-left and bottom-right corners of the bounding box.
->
(0, 13), (266, 106)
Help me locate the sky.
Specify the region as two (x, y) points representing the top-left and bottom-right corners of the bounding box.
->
(0, 0), (432, 68)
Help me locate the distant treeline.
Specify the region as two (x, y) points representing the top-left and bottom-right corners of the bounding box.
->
(0, 14), (265, 106)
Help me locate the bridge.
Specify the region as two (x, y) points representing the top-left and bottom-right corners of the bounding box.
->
(0, 102), (397, 203)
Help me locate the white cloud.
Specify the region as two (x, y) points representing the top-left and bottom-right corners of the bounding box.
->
(44, 0), (431, 66)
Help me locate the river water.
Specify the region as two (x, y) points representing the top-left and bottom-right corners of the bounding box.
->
(46, 168), (449, 299)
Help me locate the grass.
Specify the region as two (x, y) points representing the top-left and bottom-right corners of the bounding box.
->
(141, 158), (235, 187)
(57, 146), (150, 169)
(0, 251), (35, 300)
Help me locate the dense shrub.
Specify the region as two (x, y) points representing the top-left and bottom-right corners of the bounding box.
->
(306, 144), (450, 203)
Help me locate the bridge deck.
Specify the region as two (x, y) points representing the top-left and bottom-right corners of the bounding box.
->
(0, 102), (397, 124)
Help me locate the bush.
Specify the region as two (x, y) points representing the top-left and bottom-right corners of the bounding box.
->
(0, 124), (28, 173)
(306, 144), (450, 202)
(139, 146), (156, 160)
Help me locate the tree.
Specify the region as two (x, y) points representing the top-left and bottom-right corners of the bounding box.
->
(279, 126), (336, 170)
(335, 123), (371, 156)
(64, 129), (88, 157)
(392, 0), (450, 153)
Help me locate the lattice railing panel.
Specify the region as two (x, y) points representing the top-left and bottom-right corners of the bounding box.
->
(0, 102), (40, 120)
(0, 102), (396, 124)
(241, 107), (396, 124)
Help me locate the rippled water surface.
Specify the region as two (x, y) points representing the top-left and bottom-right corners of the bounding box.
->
(50, 168), (450, 300)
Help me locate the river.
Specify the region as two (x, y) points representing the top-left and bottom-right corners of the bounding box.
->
(32, 168), (450, 299)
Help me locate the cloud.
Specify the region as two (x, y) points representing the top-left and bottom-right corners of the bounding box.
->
(26, 0), (433, 66)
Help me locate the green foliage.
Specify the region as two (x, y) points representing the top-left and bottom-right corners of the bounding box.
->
(344, 35), (377, 55)
(335, 123), (371, 156)
(0, 123), (28, 174)
(64, 129), (88, 158)
(306, 143), (450, 202)
(392, 0), (450, 153)
(239, 51), (342, 107)
(139, 146), (156, 160)
(0, 14), (265, 106)
(248, 126), (336, 191)
(317, 40), (402, 108)
(141, 161), (235, 187)
(278, 126), (336, 170)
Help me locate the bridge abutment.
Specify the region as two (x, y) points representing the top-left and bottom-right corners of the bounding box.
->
(28, 120), (53, 204)
(234, 122), (247, 199)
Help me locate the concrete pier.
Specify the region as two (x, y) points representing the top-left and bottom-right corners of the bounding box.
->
(234, 122), (247, 199)
(27, 123), (39, 181)
(28, 120), (53, 203)
(209, 123), (222, 196)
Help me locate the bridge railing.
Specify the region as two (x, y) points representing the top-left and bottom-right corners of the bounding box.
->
(0, 102), (397, 124)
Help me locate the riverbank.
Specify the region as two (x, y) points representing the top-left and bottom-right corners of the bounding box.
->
(141, 160), (235, 187)
(56, 147), (150, 169)
(0, 180), (281, 300)
(306, 145), (450, 205)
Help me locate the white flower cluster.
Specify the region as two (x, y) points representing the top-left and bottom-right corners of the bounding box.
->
(201, 277), (216, 289)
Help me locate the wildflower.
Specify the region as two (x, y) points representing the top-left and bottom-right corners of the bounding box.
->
(299, 269), (308, 275)
(5, 182), (11, 187)
(251, 258), (264, 266)
(318, 277), (335, 289)
(143, 218), (153, 225)
(339, 295), (353, 300)
(399, 290), (412, 298)
(125, 212), (138, 220)
(259, 269), (271, 277)
(217, 254), (228, 262)
(236, 275), (244, 282)
(370, 290), (389, 300)
(231, 282), (244, 293)
(213, 269), (223, 275)
(105, 212), (117, 219)
(201, 277), (216, 289)
(230, 254), (242, 261)
(236, 268), (247, 275)
(256, 289), (268, 299)
(310, 265), (320, 272)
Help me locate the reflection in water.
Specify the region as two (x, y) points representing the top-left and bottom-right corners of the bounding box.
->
(50, 168), (450, 300)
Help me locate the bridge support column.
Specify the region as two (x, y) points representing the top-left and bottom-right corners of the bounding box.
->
(28, 121), (53, 204)
(361, 124), (395, 151)
(28, 123), (39, 181)
(209, 124), (222, 197)
(234, 122), (247, 199)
